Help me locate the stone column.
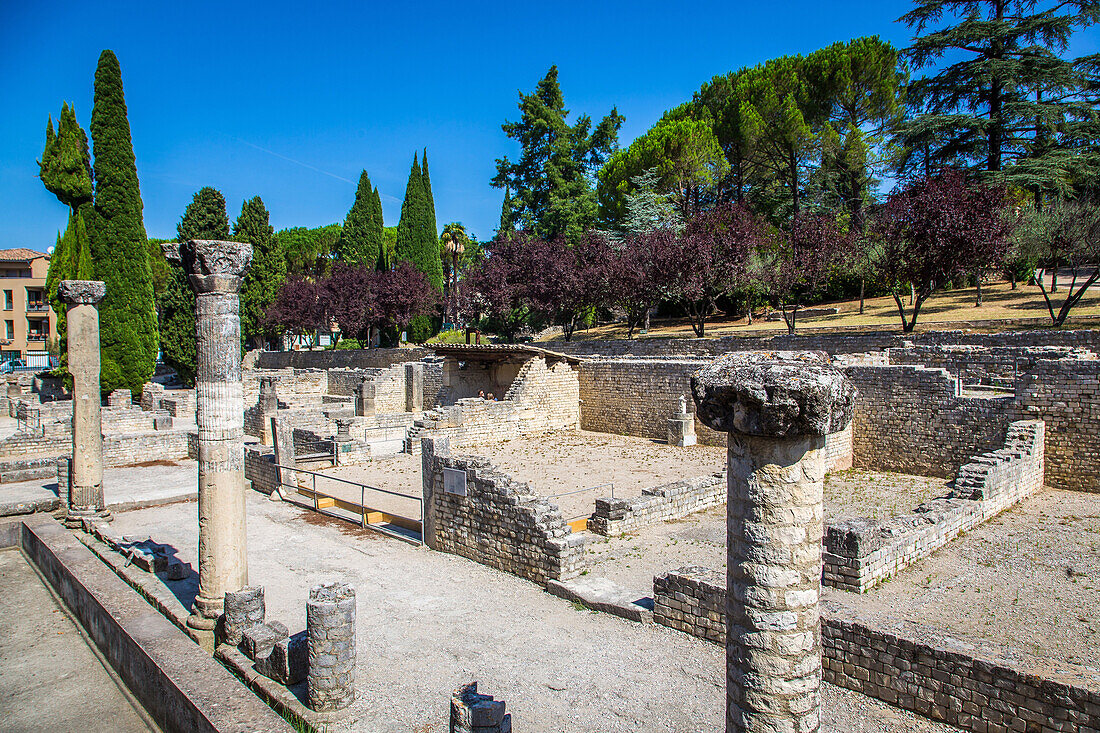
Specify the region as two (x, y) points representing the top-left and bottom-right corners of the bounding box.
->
(165, 239), (253, 631)
(307, 582), (356, 711)
(59, 280), (109, 527)
(259, 375), (278, 445)
(692, 351), (854, 733)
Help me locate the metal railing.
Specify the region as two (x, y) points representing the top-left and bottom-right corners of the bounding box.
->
(544, 481), (615, 501)
(272, 462), (423, 544)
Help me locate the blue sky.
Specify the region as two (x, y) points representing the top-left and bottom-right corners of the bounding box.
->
(1, 1), (1097, 251)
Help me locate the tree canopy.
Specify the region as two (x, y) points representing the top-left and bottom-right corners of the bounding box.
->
(235, 196), (286, 348)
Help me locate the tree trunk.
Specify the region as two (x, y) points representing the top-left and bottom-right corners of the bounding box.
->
(975, 271), (983, 307)
(909, 282), (915, 306)
(859, 277), (866, 315)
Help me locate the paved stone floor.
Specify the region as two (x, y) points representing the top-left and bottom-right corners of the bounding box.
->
(0, 459), (198, 513)
(106, 489), (960, 732)
(0, 548), (158, 733)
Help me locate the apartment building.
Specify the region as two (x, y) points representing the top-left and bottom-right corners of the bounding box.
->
(0, 249), (56, 366)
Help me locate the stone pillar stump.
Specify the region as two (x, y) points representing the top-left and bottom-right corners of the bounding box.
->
(692, 351), (854, 733)
(59, 280), (109, 527)
(165, 239), (253, 631)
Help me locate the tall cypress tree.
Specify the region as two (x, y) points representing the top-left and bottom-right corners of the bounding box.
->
(235, 196), (286, 349)
(421, 149), (438, 240)
(395, 154), (443, 341)
(371, 186), (386, 270)
(89, 50), (157, 395)
(160, 187), (230, 384)
(335, 170), (384, 266)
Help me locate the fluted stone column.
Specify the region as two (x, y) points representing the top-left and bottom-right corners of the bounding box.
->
(165, 239), (253, 631)
(59, 280), (109, 527)
(692, 351), (854, 733)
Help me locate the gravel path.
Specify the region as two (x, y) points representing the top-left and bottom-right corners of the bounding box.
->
(109, 492), (960, 732)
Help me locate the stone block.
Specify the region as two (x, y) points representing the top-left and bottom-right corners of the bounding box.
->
(224, 585), (265, 646)
(242, 620), (289, 662)
(153, 414), (173, 431)
(255, 630), (307, 685)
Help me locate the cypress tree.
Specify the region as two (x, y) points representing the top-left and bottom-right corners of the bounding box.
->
(395, 154), (443, 341)
(89, 50), (157, 395)
(335, 170), (384, 266)
(421, 149), (438, 240)
(160, 187), (230, 384)
(371, 187), (386, 270)
(39, 103), (94, 212)
(235, 196), (286, 349)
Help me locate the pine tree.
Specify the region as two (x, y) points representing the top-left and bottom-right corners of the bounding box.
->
(492, 66), (624, 242)
(898, 0), (1100, 197)
(335, 170), (384, 266)
(160, 187), (230, 384)
(235, 196), (286, 349)
(89, 50), (158, 395)
(395, 154), (443, 341)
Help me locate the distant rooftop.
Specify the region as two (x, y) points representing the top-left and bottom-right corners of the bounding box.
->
(0, 248), (47, 262)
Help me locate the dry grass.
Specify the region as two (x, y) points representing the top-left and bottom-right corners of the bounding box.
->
(542, 279), (1100, 342)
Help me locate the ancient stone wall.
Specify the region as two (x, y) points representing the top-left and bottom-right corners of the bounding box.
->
(255, 347), (431, 370)
(588, 474), (725, 535)
(825, 420), (1045, 592)
(244, 444), (278, 494)
(885, 344), (1094, 386)
(847, 365), (1014, 477)
(551, 327), (1100, 358)
(651, 567), (1100, 733)
(1014, 357), (1100, 493)
(103, 429), (192, 467)
(423, 449), (586, 586)
(412, 358), (579, 450)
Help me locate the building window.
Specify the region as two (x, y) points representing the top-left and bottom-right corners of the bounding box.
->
(3, 291), (10, 310)
(4, 321), (13, 340)
(26, 319), (44, 341)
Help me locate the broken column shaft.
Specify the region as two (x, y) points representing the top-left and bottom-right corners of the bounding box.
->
(693, 351), (854, 733)
(59, 280), (109, 527)
(166, 239), (253, 631)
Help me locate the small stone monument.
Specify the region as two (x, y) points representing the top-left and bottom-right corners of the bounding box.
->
(59, 280), (110, 527)
(692, 351), (854, 733)
(667, 393), (697, 447)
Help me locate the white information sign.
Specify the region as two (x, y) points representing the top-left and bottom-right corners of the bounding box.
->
(443, 467), (467, 496)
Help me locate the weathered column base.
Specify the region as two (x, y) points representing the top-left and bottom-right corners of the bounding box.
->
(667, 414), (697, 447)
(65, 482), (111, 527)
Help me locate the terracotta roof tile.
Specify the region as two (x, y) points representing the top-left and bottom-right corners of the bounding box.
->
(0, 248), (47, 262)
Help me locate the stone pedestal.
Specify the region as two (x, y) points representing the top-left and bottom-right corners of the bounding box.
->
(334, 418), (353, 443)
(692, 351), (854, 733)
(356, 378), (375, 417)
(224, 585), (265, 645)
(667, 413), (697, 447)
(59, 280), (109, 527)
(165, 240), (253, 631)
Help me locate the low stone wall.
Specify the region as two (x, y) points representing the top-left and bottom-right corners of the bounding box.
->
(652, 566), (1100, 733)
(255, 347), (430, 371)
(104, 429), (192, 467)
(886, 344), (1094, 386)
(422, 438), (586, 586)
(588, 474), (725, 535)
(6, 515), (293, 733)
(245, 445), (278, 494)
(551, 327), (1100, 359)
(825, 420), (1045, 593)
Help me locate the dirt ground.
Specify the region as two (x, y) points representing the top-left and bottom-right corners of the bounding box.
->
(318, 431), (727, 522)
(105, 490), (961, 732)
(585, 486), (1100, 692)
(823, 469), (950, 522)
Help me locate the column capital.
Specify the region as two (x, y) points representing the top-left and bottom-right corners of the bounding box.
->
(59, 280), (106, 306)
(691, 350), (854, 438)
(162, 239), (253, 293)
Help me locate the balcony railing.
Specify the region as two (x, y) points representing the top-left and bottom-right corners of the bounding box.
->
(27, 333), (46, 341)
(26, 303), (49, 313)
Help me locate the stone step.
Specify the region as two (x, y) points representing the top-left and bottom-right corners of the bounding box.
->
(546, 577), (654, 624)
